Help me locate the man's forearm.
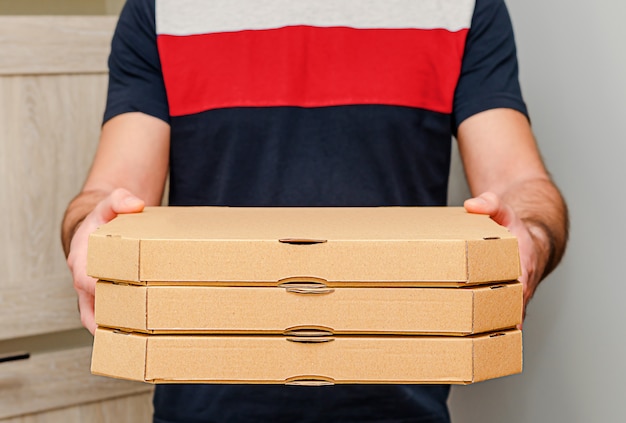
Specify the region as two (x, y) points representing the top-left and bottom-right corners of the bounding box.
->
(61, 189), (109, 257)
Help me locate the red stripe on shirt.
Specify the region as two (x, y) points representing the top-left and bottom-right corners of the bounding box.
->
(158, 26), (469, 117)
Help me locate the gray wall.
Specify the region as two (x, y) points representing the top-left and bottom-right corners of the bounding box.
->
(448, 1), (626, 421)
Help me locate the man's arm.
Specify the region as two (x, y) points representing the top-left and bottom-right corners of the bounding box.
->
(61, 112), (170, 333)
(458, 108), (569, 317)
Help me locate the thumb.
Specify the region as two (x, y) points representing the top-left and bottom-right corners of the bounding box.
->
(112, 191), (144, 214)
(93, 188), (145, 226)
(464, 191), (515, 228)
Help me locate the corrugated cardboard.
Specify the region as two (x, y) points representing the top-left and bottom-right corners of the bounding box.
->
(95, 281), (523, 335)
(88, 207), (520, 286)
(91, 328), (522, 385)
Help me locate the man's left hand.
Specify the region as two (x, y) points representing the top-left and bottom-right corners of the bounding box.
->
(464, 192), (549, 327)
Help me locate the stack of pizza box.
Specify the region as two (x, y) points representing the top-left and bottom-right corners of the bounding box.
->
(89, 206), (522, 385)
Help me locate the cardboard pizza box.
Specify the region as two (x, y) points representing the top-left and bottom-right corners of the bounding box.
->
(91, 328), (523, 385)
(95, 281), (522, 335)
(88, 207), (520, 286)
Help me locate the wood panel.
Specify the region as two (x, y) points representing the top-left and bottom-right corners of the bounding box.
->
(105, 0), (125, 16)
(0, 346), (152, 420)
(0, 73), (109, 340)
(0, 1), (108, 16)
(0, 17), (117, 75)
(0, 392), (153, 423)
(0, 15), (151, 423)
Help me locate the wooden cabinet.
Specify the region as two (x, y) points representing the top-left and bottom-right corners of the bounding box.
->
(2, 393), (153, 423)
(0, 347), (151, 421)
(0, 16), (153, 422)
(0, 16), (115, 340)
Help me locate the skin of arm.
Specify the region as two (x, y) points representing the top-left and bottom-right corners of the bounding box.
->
(459, 108), (569, 321)
(61, 112), (171, 333)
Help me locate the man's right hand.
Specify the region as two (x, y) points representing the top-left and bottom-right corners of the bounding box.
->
(66, 188), (144, 334)
(61, 112), (171, 334)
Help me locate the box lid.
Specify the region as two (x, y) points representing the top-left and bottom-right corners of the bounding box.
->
(95, 281), (523, 335)
(88, 207), (520, 286)
(91, 328), (523, 385)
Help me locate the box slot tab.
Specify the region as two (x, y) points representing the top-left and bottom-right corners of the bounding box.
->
(279, 238), (327, 245)
(489, 332), (506, 338)
(286, 329), (335, 344)
(279, 281), (334, 295)
(285, 376), (335, 386)
(284, 328), (334, 337)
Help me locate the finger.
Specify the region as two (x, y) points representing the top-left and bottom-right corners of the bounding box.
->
(75, 274), (98, 297)
(518, 304), (527, 330)
(78, 290), (97, 335)
(111, 188), (145, 214)
(91, 188), (145, 226)
(464, 191), (500, 214)
(464, 192), (516, 227)
(68, 232), (97, 296)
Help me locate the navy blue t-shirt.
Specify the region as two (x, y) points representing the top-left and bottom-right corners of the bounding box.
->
(104, 0), (527, 421)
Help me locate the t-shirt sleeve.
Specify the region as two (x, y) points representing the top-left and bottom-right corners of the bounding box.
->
(452, 0), (528, 133)
(103, 0), (170, 125)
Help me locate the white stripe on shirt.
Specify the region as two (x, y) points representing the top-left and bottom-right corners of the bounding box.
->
(156, 0), (476, 35)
